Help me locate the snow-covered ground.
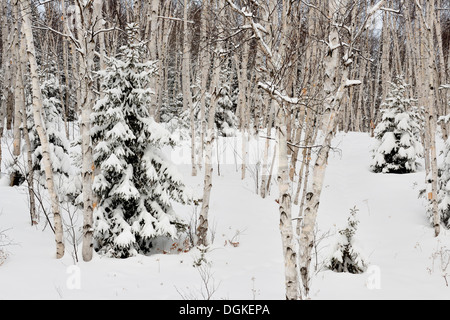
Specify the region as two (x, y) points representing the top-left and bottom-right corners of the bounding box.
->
(0, 131), (449, 300)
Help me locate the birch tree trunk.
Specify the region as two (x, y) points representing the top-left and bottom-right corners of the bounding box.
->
(197, 0), (223, 247)
(20, 38), (37, 225)
(226, 0), (301, 299)
(59, 0), (70, 139)
(276, 103), (301, 300)
(16, 24), (37, 225)
(433, 0), (448, 140)
(148, 0), (159, 118)
(298, 0), (385, 296)
(380, 1), (392, 104)
(420, 0), (440, 237)
(198, 0), (210, 170)
(260, 97), (273, 199)
(0, 0), (7, 172)
(234, 42), (249, 180)
(182, 0), (196, 177)
(20, 0), (65, 258)
(11, 5), (22, 186)
(74, 1), (97, 262)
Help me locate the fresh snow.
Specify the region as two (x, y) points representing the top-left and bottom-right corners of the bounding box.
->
(0, 131), (449, 299)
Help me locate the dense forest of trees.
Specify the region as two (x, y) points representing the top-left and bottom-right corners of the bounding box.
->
(2, 0), (450, 299)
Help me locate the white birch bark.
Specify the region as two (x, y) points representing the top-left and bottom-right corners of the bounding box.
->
(182, 0), (196, 177)
(276, 104), (300, 300)
(227, 0), (301, 299)
(11, 7), (22, 186)
(148, 0), (159, 118)
(20, 0), (65, 258)
(234, 42), (249, 180)
(197, 0), (223, 247)
(260, 97), (273, 199)
(74, 1), (97, 262)
(0, 0), (7, 171)
(380, 2), (392, 104)
(19, 36), (37, 225)
(298, 0), (385, 296)
(421, 0), (440, 237)
(198, 0), (210, 169)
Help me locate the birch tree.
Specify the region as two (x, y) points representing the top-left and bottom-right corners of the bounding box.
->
(226, 0), (302, 300)
(298, 0), (386, 296)
(182, 0), (197, 176)
(196, 0), (223, 247)
(415, 0), (440, 237)
(20, 0), (65, 258)
(10, 2), (22, 186)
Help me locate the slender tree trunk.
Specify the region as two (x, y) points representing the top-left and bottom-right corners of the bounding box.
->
(16, 27), (37, 224)
(433, 0), (448, 140)
(380, 2), (392, 104)
(19, 37), (37, 225)
(235, 41), (249, 180)
(74, 2), (97, 262)
(276, 103), (300, 300)
(298, 0), (383, 296)
(422, 0), (440, 237)
(148, 0), (159, 118)
(21, 0), (64, 258)
(260, 97), (273, 199)
(198, 0), (210, 170)
(182, 0), (196, 177)
(11, 6), (22, 186)
(0, 0), (7, 172)
(197, 0), (223, 247)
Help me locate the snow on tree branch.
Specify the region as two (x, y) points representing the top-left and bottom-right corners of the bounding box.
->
(257, 81), (301, 105)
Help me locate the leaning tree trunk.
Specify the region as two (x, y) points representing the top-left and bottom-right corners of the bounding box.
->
(20, 0), (64, 258)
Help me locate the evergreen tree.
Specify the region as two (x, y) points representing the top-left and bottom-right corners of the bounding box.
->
(328, 207), (368, 274)
(31, 71), (72, 197)
(92, 24), (190, 258)
(6, 67), (73, 196)
(215, 76), (238, 137)
(370, 76), (424, 174)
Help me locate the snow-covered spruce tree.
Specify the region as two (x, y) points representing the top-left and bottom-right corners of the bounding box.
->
(370, 76), (424, 174)
(92, 24), (190, 258)
(8, 67), (75, 202)
(328, 207), (368, 274)
(29, 71), (72, 197)
(215, 74), (238, 137)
